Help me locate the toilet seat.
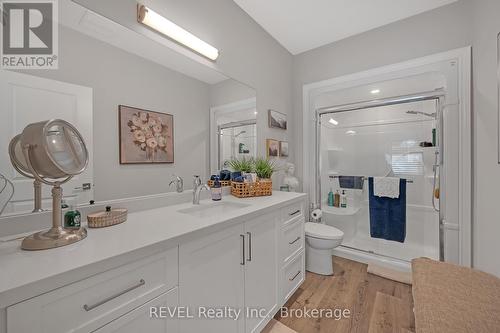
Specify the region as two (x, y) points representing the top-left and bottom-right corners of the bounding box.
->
(305, 222), (344, 240)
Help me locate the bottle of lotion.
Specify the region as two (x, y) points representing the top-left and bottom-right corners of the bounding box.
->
(328, 187), (334, 207)
(334, 191), (340, 208)
(211, 176), (222, 201)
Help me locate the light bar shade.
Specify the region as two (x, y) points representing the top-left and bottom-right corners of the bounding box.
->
(138, 4), (219, 61)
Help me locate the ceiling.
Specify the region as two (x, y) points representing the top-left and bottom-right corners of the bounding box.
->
(233, 0), (458, 55)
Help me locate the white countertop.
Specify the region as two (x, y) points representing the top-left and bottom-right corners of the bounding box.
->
(0, 191), (306, 305)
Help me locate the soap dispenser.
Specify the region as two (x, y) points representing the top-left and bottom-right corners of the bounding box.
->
(341, 190), (347, 208)
(211, 176), (222, 201)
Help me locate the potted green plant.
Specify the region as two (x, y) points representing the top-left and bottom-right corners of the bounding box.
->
(227, 157), (254, 173)
(254, 157), (277, 181)
(227, 157), (256, 182)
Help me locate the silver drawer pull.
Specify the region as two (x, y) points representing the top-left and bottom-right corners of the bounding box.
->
(289, 236), (301, 245)
(240, 234), (245, 266)
(83, 279), (145, 311)
(246, 232), (252, 262)
(289, 209), (301, 216)
(289, 271), (301, 281)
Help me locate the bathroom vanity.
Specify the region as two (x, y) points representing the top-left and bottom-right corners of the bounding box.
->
(0, 192), (306, 333)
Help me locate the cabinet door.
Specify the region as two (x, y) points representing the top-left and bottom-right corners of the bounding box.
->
(93, 288), (178, 333)
(244, 212), (279, 333)
(179, 223), (245, 333)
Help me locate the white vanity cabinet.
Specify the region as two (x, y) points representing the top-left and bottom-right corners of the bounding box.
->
(178, 203), (304, 333)
(178, 211), (280, 333)
(178, 223), (247, 333)
(6, 248), (179, 333)
(243, 212), (280, 333)
(2, 195), (306, 333)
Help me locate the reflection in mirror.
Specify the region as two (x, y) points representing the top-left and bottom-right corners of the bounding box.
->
(209, 81), (257, 173)
(0, 1), (255, 217)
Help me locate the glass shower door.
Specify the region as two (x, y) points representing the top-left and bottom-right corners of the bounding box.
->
(319, 100), (440, 262)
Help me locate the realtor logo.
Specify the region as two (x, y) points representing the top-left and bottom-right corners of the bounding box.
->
(1, 0), (58, 69)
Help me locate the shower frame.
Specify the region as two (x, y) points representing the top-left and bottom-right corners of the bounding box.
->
(314, 90), (446, 261)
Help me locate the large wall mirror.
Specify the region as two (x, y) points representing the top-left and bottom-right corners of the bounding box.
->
(0, 0), (256, 217)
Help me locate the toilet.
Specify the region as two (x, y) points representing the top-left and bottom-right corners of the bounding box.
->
(305, 222), (344, 275)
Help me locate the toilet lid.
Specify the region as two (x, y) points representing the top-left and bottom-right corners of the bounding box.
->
(305, 222), (344, 240)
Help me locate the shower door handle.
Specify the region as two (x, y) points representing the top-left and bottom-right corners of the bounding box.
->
(438, 100), (445, 165)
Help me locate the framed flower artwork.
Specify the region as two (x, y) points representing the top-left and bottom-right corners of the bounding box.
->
(119, 105), (174, 164)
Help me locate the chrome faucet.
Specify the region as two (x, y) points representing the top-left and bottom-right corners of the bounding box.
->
(192, 176), (210, 204)
(169, 175), (184, 193)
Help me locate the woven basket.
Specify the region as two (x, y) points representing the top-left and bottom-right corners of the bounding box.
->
(87, 208), (128, 228)
(207, 180), (231, 187)
(231, 179), (272, 198)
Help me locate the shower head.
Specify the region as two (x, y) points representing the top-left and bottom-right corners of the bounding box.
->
(234, 130), (246, 137)
(406, 110), (436, 118)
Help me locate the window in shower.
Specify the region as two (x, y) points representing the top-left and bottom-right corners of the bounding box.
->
(320, 100), (440, 262)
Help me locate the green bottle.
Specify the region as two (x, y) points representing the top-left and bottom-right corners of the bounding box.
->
(328, 188), (334, 207)
(64, 205), (81, 229)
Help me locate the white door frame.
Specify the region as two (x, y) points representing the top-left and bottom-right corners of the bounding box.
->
(302, 47), (472, 266)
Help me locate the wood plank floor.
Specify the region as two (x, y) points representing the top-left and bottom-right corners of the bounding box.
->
(275, 256), (415, 333)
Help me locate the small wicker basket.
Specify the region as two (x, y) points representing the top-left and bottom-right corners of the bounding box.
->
(207, 179), (231, 187)
(231, 179), (272, 198)
(87, 207), (128, 228)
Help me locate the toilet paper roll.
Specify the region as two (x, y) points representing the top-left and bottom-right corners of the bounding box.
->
(311, 209), (322, 220)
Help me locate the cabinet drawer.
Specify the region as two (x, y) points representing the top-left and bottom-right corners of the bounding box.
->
(281, 218), (304, 263)
(93, 288), (178, 333)
(7, 247), (178, 333)
(281, 202), (303, 225)
(281, 251), (305, 302)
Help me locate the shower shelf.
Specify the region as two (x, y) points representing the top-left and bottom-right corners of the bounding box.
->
(322, 205), (361, 216)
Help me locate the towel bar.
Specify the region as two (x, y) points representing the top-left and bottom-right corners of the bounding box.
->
(329, 175), (414, 184)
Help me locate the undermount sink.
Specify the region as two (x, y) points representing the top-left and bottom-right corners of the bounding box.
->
(177, 201), (251, 217)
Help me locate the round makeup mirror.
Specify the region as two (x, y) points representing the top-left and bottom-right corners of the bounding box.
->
(9, 119), (89, 250)
(9, 134), (44, 213)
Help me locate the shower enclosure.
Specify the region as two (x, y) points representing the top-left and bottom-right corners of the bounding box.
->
(315, 91), (445, 268)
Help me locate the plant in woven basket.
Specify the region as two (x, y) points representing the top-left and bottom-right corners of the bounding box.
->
(227, 157), (255, 173)
(254, 157), (277, 180)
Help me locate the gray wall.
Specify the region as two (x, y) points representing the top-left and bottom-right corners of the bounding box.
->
(35, 26), (211, 201)
(75, 0), (293, 162)
(209, 79), (256, 107)
(292, 0), (473, 191)
(31, 0), (295, 201)
(291, 0), (500, 277)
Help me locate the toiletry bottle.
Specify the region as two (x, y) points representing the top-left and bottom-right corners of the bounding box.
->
(328, 187), (334, 207)
(341, 190), (347, 208)
(334, 191), (340, 208)
(211, 176), (222, 201)
(64, 204), (81, 229)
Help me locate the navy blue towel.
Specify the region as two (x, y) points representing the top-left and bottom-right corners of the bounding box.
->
(338, 176), (364, 190)
(368, 177), (406, 243)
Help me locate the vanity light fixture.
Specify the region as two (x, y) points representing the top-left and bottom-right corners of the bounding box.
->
(371, 89), (381, 95)
(329, 118), (339, 125)
(137, 4), (219, 61)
